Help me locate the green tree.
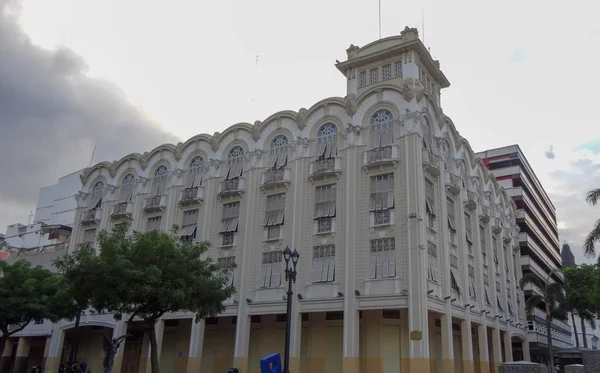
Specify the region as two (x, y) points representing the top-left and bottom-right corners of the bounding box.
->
(0, 260), (77, 354)
(520, 270), (568, 368)
(563, 265), (600, 348)
(55, 226), (235, 373)
(583, 188), (600, 264)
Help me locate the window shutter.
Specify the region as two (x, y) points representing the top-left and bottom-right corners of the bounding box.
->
(312, 257), (324, 282)
(327, 257), (335, 282)
(260, 265), (268, 287)
(271, 264), (281, 286)
(320, 257), (330, 282)
(388, 252), (396, 277)
(369, 255), (377, 279)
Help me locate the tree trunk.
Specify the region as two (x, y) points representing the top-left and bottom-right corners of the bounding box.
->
(0, 335), (7, 358)
(546, 303), (553, 369)
(581, 317), (588, 349)
(148, 326), (160, 373)
(571, 312), (579, 348)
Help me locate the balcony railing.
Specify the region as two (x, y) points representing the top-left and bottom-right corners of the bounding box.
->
(217, 177), (245, 198)
(463, 190), (477, 211)
(111, 202), (133, 218)
(179, 186), (204, 206)
(444, 171), (461, 196)
(261, 168), (291, 190)
(81, 208), (102, 224)
(144, 194), (166, 213)
(309, 157), (342, 179)
(422, 148), (440, 177)
(363, 145), (399, 169)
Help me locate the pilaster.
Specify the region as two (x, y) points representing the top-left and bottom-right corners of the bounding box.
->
(144, 320), (164, 373)
(522, 338), (531, 361)
(503, 330), (513, 363)
(289, 150), (303, 373)
(186, 319), (205, 373)
(45, 325), (65, 373)
(0, 339), (14, 373)
(307, 313), (326, 373)
(12, 337), (30, 373)
(111, 319), (129, 373)
(405, 134), (430, 371)
(461, 318), (474, 373)
(491, 325), (502, 373)
(364, 310), (383, 373)
(343, 145), (359, 373)
(477, 324), (490, 373)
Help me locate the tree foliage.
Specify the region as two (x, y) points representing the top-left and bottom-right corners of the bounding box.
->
(563, 265), (600, 348)
(583, 188), (600, 263)
(55, 225), (235, 373)
(520, 270), (567, 368)
(0, 260), (77, 354)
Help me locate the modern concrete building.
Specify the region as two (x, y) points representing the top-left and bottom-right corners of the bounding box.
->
(4, 27), (527, 373)
(477, 145), (573, 364)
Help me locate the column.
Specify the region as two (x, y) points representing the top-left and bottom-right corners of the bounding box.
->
(232, 315), (250, 373)
(111, 320), (128, 373)
(522, 338), (531, 362)
(45, 325), (65, 373)
(503, 330), (513, 363)
(289, 311), (302, 373)
(0, 339), (14, 373)
(477, 324), (489, 373)
(143, 321), (164, 373)
(41, 336), (51, 372)
(406, 134), (430, 372)
(186, 319), (205, 373)
(363, 311), (383, 373)
(342, 142), (359, 373)
(461, 318), (474, 373)
(441, 313), (455, 373)
(307, 313), (326, 373)
(490, 326), (502, 373)
(13, 337), (30, 373)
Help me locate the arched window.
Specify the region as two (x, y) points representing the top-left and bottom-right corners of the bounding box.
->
(88, 181), (104, 208)
(117, 174), (135, 202)
(226, 146), (244, 180)
(421, 117), (432, 149)
(316, 123), (337, 159)
(269, 135), (289, 169)
(151, 165), (169, 196)
(186, 156), (205, 188)
(370, 110), (394, 148)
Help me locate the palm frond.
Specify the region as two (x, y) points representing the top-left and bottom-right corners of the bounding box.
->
(583, 219), (600, 259)
(525, 294), (543, 318)
(520, 272), (545, 291)
(586, 189), (600, 206)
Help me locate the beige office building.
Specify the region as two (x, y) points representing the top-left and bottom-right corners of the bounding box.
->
(4, 27), (528, 373)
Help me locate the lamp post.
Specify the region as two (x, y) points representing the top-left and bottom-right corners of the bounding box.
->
(282, 245), (299, 373)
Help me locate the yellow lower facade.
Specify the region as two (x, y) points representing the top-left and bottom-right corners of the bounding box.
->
(1, 310), (528, 373)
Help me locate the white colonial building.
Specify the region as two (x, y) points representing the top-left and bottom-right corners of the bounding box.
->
(4, 27), (528, 373)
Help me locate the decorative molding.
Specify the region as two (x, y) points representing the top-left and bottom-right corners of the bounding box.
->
(344, 93), (357, 117)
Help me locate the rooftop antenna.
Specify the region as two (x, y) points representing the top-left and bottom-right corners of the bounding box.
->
(88, 141), (97, 168)
(378, 0), (382, 39)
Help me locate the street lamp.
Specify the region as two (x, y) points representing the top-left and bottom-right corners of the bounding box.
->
(282, 245), (299, 373)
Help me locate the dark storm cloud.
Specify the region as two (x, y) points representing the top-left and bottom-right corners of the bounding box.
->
(0, 0), (178, 225)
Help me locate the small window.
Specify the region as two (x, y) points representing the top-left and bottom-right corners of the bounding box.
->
(359, 71), (367, 87)
(260, 251), (283, 288)
(369, 238), (396, 279)
(217, 256), (236, 286)
(427, 241), (438, 282)
(382, 64), (392, 80)
(370, 68), (379, 84)
(370, 174), (394, 213)
(314, 184), (336, 233)
(180, 210), (198, 241)
(370, 110), (394, 148)
(147, 216), (161, 232)
(312, 245), (335, 283)
(220, 202), (240, 246)
(394, 61), (403, 77)
(265, 194), (285, 240)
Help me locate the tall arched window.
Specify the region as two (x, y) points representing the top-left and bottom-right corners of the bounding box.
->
(151, 165), (169, 196)
(186, 156), (205, 188)
(370, 110), (394, 149)
(226, 146), (244, 180)
(117, 173), (135, 202)
(269, 135), (289, 169)
(316, 123), (337, 159)
(88, 181), (104, 209)
(421, 117), (432, 149)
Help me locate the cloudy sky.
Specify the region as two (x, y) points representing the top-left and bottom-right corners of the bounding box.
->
(1, 0), (599, 263)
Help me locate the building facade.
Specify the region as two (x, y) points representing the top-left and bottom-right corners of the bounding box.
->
(477, 145), (573, 364)
(4, 27), (527, 373)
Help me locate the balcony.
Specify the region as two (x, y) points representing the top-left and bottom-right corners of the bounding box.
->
(261, 168), (292, 191)
(179, 186), (204, 206)
(309, 157), (342, 180)
(81, 208), (102, 224)
(144, 194), (167, 213)
(111, 202), (133, 219)
(422, 148), (440, 177)
(362, 145), (399, 170)
(444, 171), (461, 196)
(492, 217), (503, 234)
(217, 177), (245, 199)
(479, 205), (491, 224)
(463, 190), (477, 210)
